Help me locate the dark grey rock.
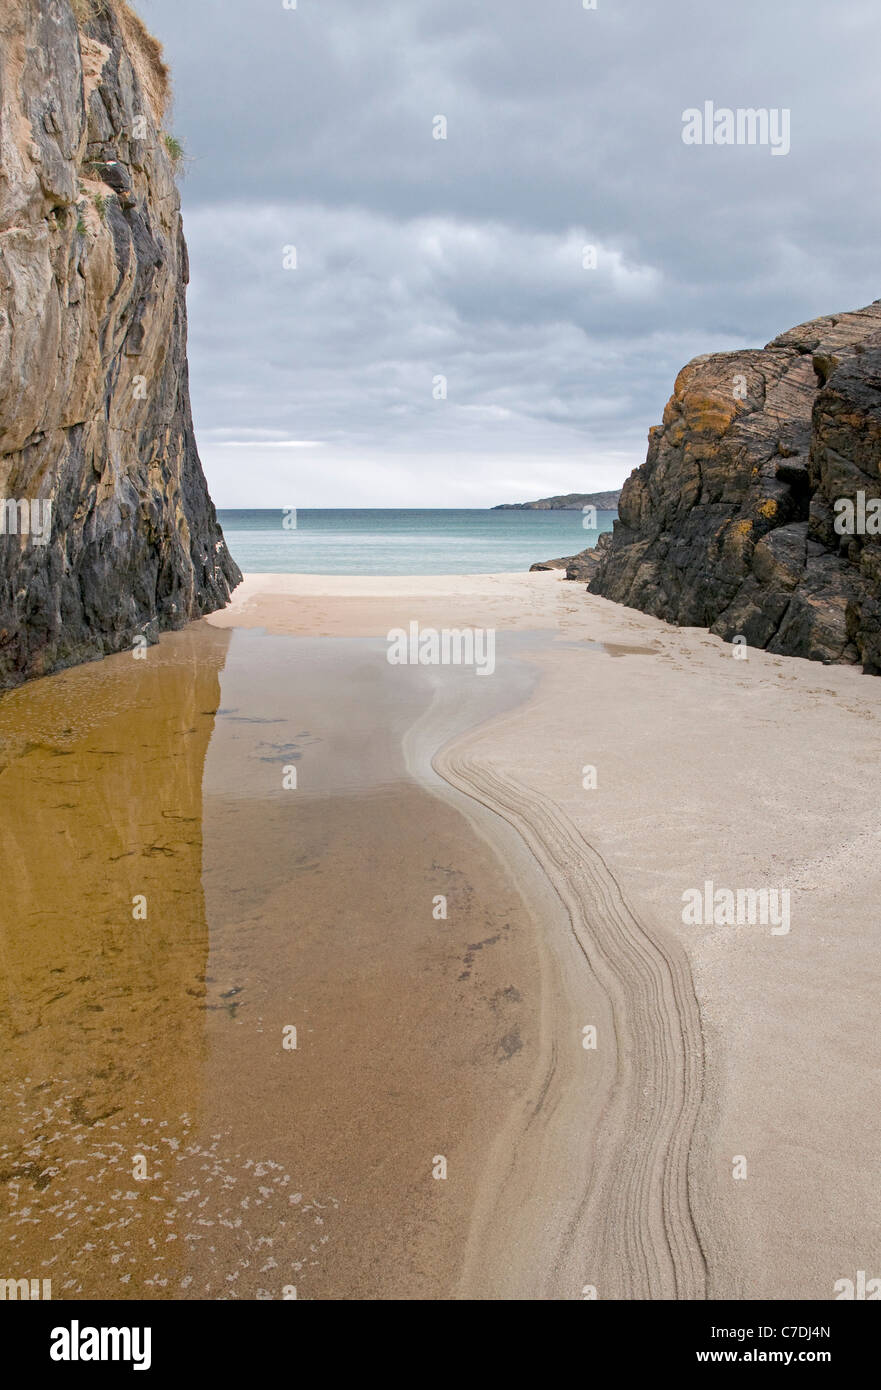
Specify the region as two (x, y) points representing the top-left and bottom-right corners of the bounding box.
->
(589, 303), (881, 672)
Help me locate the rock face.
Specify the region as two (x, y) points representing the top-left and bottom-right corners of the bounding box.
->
(589, 302), (881, 672)
(0, 0), (240, 688)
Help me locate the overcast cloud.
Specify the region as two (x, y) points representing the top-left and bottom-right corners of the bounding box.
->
(134, 0), (881, 506)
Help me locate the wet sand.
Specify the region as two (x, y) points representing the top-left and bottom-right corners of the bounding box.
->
(214, 571), (881, 1300)
(0, 615), (559, 1299)
(2, 570), (880, 1300)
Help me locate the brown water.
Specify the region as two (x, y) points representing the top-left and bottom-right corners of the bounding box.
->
(0, 624), (547, 1300)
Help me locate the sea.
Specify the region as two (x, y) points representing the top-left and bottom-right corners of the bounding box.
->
(216, 508), (616, 575)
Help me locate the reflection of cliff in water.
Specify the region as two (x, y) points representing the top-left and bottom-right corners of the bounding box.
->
(0, 622), (549, 1300)
(0, 626), (230, 1298)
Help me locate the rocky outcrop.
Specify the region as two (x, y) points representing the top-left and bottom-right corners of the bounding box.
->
(0, 0), (239, 688)
(588, 302), (881, 672)
(529, 552), (600, 580)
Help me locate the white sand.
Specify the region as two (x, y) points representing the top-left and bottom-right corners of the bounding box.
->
(209, 570), (881, 1299)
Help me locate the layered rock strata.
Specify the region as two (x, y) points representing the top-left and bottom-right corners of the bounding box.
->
(0, 0), (239, 687)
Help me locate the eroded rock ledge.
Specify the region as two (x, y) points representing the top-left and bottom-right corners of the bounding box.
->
(588, 301), (881, 672)
(0, 0), (240, 688)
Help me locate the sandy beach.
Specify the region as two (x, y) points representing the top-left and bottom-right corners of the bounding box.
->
(2, 568), (879, 1301)
(3, 0), (880, 1334)
(209, 570), (881, 1299)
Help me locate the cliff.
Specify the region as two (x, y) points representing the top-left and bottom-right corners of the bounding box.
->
(588, 302), (881, 673)
(0, 0), (240, 688)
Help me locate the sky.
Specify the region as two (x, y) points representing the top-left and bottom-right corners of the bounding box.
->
(134, 0), (881, 508)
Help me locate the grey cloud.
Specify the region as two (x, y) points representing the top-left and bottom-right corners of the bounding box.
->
(132, 0), (881, 505)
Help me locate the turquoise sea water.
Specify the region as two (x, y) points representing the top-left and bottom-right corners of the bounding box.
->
(217, 508), (616, 576)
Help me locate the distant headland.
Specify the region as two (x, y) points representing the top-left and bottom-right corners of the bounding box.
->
(493, 490), (622, 511)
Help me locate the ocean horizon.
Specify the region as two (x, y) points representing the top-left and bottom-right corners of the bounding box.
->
(217, 507), (617, 575)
